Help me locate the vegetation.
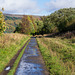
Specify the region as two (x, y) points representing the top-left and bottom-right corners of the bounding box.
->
(37, 37), (75, 75)
(19, 15), (35, 34)
(7, 40), (29, 75)
(4, 15), (41, 34)
(0, 7), (75, 75)
(0, 11), (6, 34)
(40, 8), (75, 35)
(14, 15), (44, 35)
(1, 8), (75, 35)
(5, 16), (21, 20)
(0, 33), (30, 73)
(4, 16), (21, 33)
(35, 19), (44, 35)
(14, 8), (75, 35)
(15, 15), (38, 35)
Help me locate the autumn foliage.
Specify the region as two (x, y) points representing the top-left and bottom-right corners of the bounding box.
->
(0, 11), (6, 34)
(15, 15), (38, 35)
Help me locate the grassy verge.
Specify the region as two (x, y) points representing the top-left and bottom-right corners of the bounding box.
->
(7, 40), (29, 75)
(0, 33), (30, 73)
(37, 37), (75, 75)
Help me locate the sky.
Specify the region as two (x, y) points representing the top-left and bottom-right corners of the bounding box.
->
(0, 0), (75, 16)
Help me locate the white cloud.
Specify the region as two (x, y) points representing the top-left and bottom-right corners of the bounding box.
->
(0, 0), (40, 14)
(46, 0), (75, 12)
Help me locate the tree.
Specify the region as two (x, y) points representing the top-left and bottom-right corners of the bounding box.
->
(30, 16), (38, 34)
(20, 15), (31, 34)
(0, 11), (6, 34)
(55, 8), (75, 32)
(41, 8), (75, 34)
(35, 19), (44, 35)
(15, 15), (38, 35)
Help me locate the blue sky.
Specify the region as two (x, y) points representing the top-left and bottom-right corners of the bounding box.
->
(0, 0), (75, 16)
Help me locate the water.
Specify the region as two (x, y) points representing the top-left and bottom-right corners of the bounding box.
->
(15, 38), (48, 75)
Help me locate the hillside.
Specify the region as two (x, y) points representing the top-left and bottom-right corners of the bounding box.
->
(4, 14), (41, 19)
(39, 8), (75, 35)
(3, 14), (40, 33)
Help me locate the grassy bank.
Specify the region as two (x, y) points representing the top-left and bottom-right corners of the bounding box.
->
(0, 33), (30, 73)
(37, 37), (75, 75)
(7, 40), (29, 75)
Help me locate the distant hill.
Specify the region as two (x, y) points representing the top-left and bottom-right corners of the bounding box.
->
(3, 14), (40, 33)
(4, 14), (23, 19)
(4, 14), (41, 20)
(3, 14), (21, 33)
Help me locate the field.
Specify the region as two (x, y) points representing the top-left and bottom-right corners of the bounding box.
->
(0, 33), (30, 73)
(37, 37), (75, 75)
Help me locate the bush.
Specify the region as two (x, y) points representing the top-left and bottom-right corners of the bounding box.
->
(63, 31), (74, 39)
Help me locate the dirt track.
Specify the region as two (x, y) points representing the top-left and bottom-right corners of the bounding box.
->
(0, 39), (30, 75)
(15, 37), (49, 75)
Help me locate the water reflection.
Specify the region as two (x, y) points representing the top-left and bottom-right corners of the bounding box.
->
(15, 38), (44, 75)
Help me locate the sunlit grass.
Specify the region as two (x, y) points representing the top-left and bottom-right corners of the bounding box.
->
(37, 37), (75, 75)
(7, 40), (29, 75)
(0, 33), (30, 73)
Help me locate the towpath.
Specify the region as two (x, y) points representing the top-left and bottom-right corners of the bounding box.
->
(15, 37), (49, 75)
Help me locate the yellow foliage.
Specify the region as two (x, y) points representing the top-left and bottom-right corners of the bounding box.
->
(0, 11), (6, 34)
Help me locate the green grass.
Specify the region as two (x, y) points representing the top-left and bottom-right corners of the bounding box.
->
(0, 33), (30, 73)
(7, 40), (30, 75)
(37, 37), (75, 75)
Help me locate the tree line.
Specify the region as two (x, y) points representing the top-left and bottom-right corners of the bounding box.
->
(14, 15), (43, 35)
(15, 8), (75, 35)
(0, 8), (75, 35)
(42, 8), (75, 34)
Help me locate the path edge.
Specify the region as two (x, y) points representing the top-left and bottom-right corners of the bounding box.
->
(0, 39), (30, 75)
